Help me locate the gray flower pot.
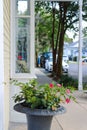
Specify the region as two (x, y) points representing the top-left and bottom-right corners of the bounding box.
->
(14, 103), (66, 130)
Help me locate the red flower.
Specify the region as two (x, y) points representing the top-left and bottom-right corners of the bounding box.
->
(57, 83), (62, 87)
(49, 83), (54, 88)
(18, 55), (22, 60)
(66, 98), (70, 103)
(66, 89), (70, 94)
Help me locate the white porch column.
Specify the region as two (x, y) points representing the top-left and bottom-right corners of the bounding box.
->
(78, 0), (83, 90)
(0, 0), (4, 129)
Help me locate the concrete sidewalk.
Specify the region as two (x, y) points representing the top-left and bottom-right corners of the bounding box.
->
(9, 68), (87, 130)
(57, 91), (87, 130)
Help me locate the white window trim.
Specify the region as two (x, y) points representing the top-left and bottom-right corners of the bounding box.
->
(0, 0), (4, 129)
(11, 0), (36, 79)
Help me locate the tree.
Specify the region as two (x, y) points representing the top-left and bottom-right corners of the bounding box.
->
(83, 27), (87, 38)
(35, 1), (87, 78)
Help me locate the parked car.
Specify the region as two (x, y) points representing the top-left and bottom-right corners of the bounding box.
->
(82, 57), (87, 63)
(62, 60), (69, 73)
(45, 57), (53, 71)
(63, 55), (69, 63)
(45, 57), (69, 73)
(38, 52), (52, 68)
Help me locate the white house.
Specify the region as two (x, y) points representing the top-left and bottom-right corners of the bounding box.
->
(63, 38), (87, 61)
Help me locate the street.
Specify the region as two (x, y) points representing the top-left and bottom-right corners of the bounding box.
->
(42, 62), (87, 83)
(68, 62), (87, 82)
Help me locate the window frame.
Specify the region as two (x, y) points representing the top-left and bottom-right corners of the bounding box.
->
(11, 0), (36, 79)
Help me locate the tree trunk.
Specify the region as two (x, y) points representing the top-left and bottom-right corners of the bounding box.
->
(56, 24), (65, 78)
(56, 2), (70, 79)
(51, 4), (56, 75)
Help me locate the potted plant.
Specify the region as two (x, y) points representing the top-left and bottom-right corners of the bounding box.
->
(12, 79), (75, 130)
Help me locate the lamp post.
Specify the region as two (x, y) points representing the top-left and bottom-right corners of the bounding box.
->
(78, 0), (83, 90)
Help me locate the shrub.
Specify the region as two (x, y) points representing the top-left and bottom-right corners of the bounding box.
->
(58, 75), (78, 89)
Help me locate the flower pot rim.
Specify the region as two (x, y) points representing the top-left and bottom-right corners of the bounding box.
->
(14, 103), (66, 116)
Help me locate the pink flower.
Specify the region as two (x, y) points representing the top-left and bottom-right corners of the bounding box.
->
(66, 98), (70, 103)
(49, 83), (54, 88)
(66, 89), (70, 94)
(57, 83), (62, 87)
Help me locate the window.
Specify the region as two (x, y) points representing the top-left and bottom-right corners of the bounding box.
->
(11, 0), (35, 78)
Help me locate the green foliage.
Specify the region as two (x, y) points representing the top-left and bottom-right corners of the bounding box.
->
(18, 18), (27, 27)
(58, 75), (78, 89)
(83, 27), (87, 37)
(35, 1), (60, 53)
(57, 75), (87, 90)
(64, 34), (73, 43)
(83, 83), (87, 90)
(12, 79), (76, 111)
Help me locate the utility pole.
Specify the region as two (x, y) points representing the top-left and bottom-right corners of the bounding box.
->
(78, 0), (83, 90)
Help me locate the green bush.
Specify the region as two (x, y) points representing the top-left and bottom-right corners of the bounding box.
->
(83, 83), (87, 90)
(73, 56), (77, 61)
(58, 75), (78, 89)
